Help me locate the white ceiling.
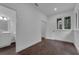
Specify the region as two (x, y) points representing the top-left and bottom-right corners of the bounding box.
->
(32, 3), (76, 16)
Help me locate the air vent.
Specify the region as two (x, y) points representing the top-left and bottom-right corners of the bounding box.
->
(34, 3), (39, 7)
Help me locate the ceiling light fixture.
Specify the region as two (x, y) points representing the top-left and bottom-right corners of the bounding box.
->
(0, 16), (9, 21)
(0, 16), (3, 20)
(54, 8), (57, 11)
(4, 17), (7, 21)
(34, 3), (39, 7)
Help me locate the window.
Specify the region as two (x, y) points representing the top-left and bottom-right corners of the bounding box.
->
(57, 18), (62, 29)
(57, 16), (71, 30)
(64, 16), (71, 29)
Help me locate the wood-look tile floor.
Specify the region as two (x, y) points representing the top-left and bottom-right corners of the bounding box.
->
(18, 39), (78, 55)
(0, 43), (16, 55)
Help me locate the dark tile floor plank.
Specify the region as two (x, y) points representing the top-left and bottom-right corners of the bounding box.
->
(18, 39), (78, 55)
(0, 43), (16, 55)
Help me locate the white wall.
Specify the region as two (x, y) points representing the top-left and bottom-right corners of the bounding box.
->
(46, 10), (75, 42)
(74, 30), (79, 52)
(0, 3), (47, 52)
(41, 21), (47, 37)
(16, 4), (42, 52)
(41, 16), (47, 37)
(73, 4), (79, 52)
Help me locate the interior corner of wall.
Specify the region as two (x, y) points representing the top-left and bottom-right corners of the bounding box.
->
(74, 43), (79, 53)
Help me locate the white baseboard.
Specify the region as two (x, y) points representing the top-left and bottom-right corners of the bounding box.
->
(45, 36), (73, 43)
